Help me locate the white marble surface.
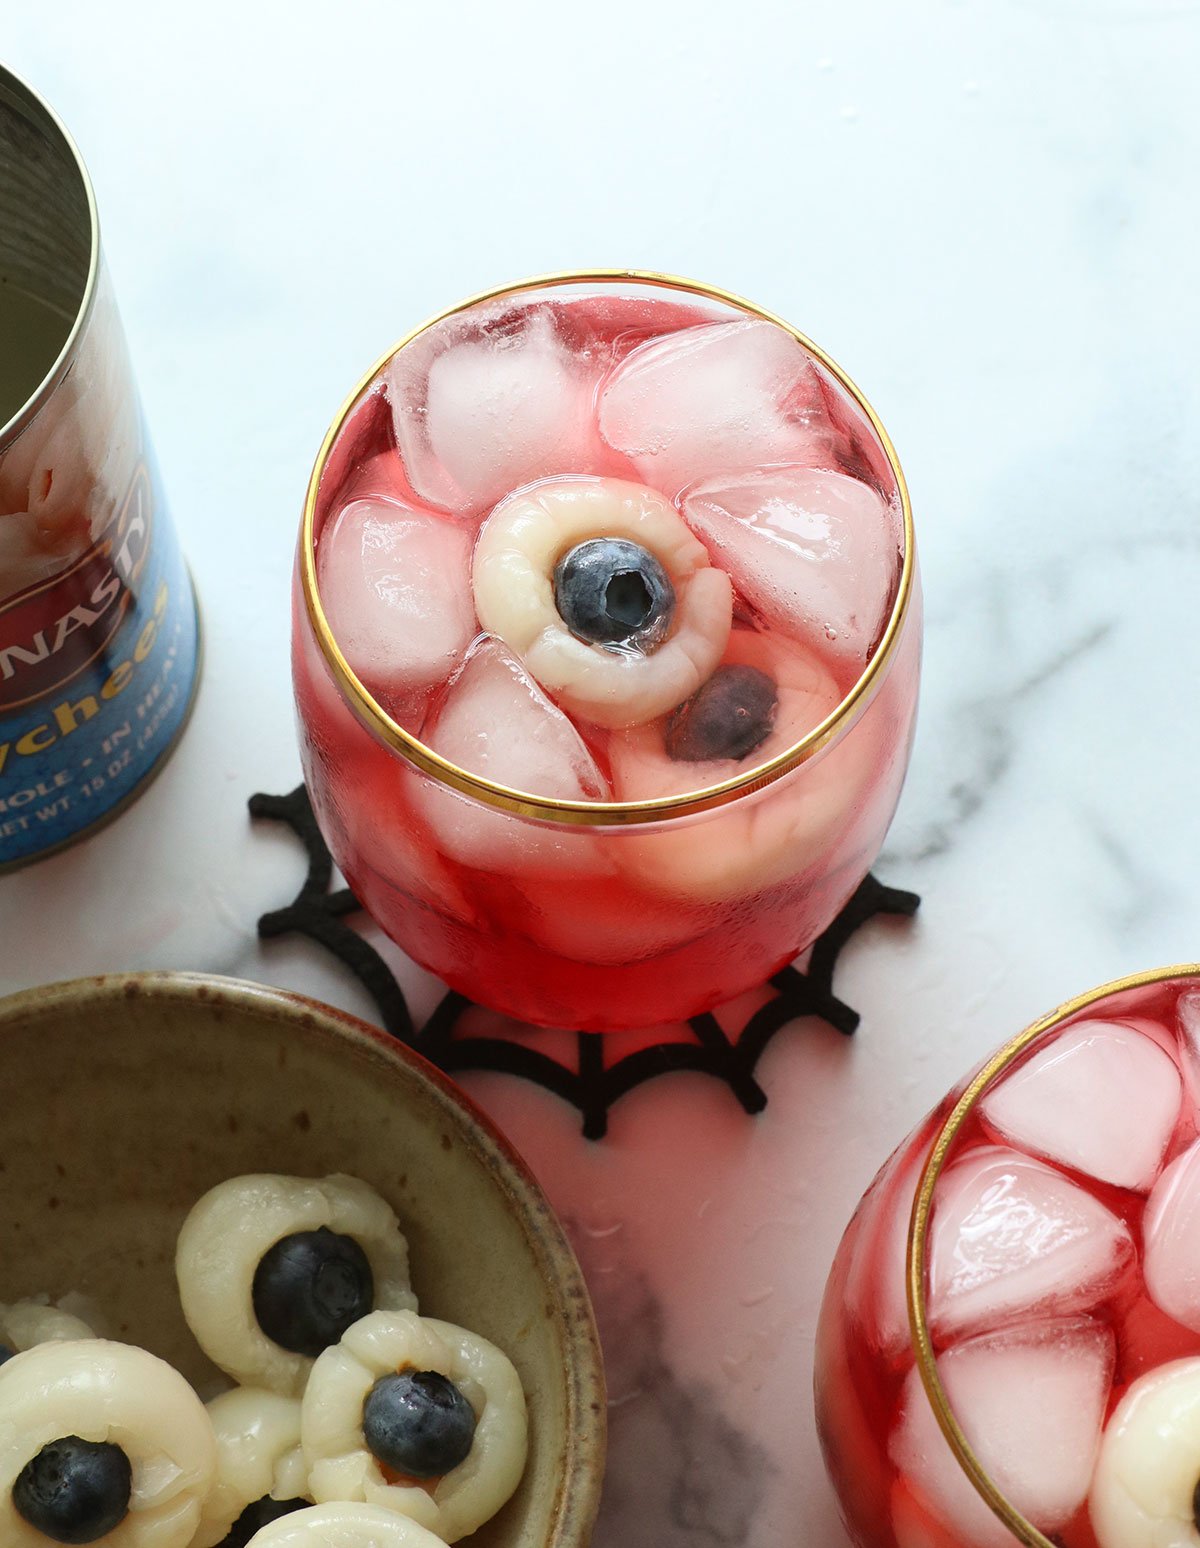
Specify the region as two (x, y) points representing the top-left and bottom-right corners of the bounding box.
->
(4, 2), (1200, 1542)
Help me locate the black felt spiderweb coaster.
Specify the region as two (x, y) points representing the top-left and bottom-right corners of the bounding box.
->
(250, 785), (919, 1139)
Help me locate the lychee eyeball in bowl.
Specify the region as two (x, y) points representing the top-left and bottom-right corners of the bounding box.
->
(0, 972), (605, 1548)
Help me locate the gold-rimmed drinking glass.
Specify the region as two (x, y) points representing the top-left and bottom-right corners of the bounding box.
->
(292, 271), (921, 1031)
(816, 964), (1200, 1548)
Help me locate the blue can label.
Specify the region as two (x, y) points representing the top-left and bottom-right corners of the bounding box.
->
(0, 456), (199, 866)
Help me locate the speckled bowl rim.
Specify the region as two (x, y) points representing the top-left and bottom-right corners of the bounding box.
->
(0, 970), (607, 1548)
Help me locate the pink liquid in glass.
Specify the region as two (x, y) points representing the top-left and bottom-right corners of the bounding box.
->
(293, 277), (920, 1031)
(816, 972), (1200, 1548)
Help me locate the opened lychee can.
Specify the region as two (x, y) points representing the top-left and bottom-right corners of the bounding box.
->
(0, 65), (200, 870)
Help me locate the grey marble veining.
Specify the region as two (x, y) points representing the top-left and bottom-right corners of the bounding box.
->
(585, 1266), (774, 1548)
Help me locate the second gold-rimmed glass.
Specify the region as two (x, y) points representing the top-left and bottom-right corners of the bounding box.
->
(816, 965), (1200, 1548)
(292, 271), (921, 1031)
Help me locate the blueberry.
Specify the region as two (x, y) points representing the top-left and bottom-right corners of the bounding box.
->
(362, 1369), (477, 1480)
(12, 1436), (132, 1545)
(665, 664), (779, 763)
(553, 538), (675, 650)
(217, 1494), (308, 1548)
(0, 1343), (13, 1365)
(252, 1227), (374, 1357)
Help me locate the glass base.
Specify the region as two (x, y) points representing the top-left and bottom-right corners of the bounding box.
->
(250, 784), (920, 1140)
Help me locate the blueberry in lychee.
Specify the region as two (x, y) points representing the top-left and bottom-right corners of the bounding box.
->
(216, 1494), (308, 1547)
(553, 538), (675, 650)
(13, 1436), (133, 1544)
(362, 1369), (477, 1480)
(665, 663), (778, 762)
(252, 1227), (374, 1357)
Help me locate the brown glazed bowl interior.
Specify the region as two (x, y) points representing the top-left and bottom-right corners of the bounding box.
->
(0, 972), (605, 1548)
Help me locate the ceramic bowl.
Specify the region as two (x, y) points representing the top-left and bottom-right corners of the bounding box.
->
(0, 971), (605, 1548)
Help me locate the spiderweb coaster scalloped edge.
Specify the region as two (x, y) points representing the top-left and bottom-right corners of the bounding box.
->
(250, 785), (920, 1139)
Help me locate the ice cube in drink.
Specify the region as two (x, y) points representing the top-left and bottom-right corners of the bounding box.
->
(293, 275), (919, 1030)
(890, 1319), (1115, 1548)
(816, 969), (1200, 1548)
